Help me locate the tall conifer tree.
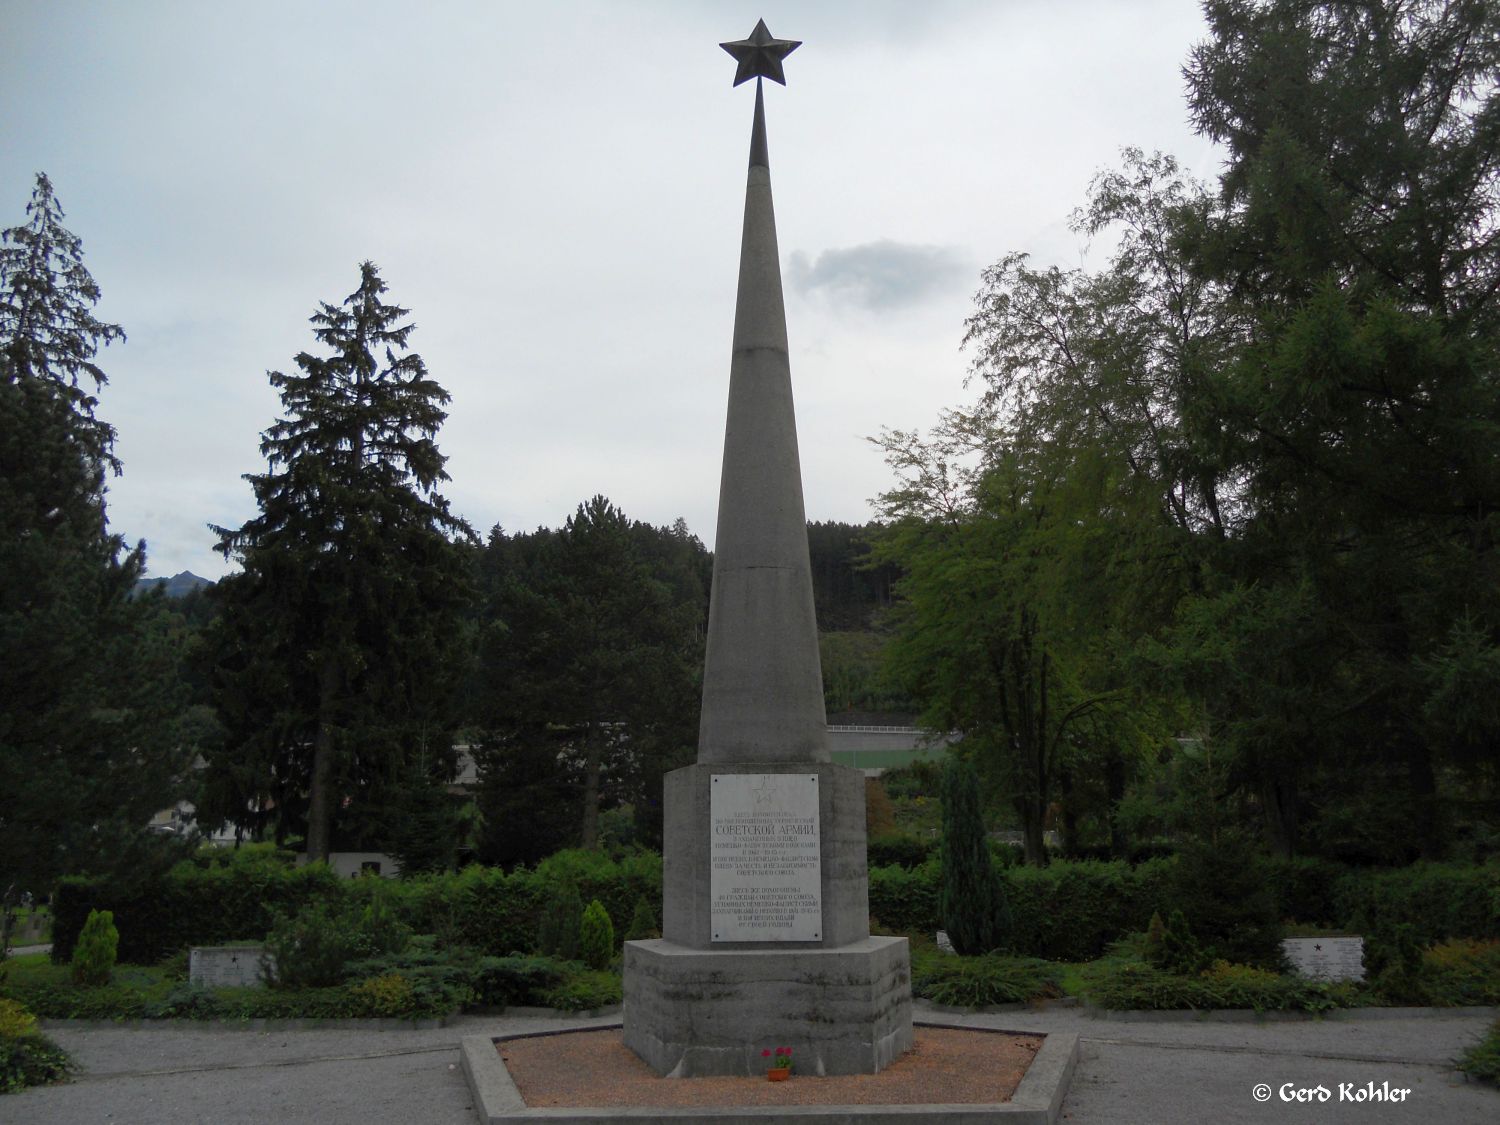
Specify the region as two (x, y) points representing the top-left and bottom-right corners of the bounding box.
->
(208, 262), (474, 862)
(0, 173), (188, 895)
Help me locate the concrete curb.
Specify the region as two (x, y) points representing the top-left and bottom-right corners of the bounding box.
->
(461, 1021), (1080, 1125)
(914, 998), (1080, 1016)
(35, 1004), (622, 1033)
(38, 1015), (455, 1031)
(1078, 1003), (1500, 1023)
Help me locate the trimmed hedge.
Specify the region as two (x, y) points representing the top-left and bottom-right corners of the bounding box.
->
(51, 846), (662, 967)
(1331, 864), (1500, 945)
(870, 856), (1498, 961)
(47, 842), (1497, 972)
(52, 846), (344, 964)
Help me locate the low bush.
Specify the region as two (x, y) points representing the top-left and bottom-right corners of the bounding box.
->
(543, 969), (622, 1012)
(867, 833), (934, 870)
(1458, 1020), (1500, 1085)
(263, 890), (413, 989)
(911, 952), (1062, 1008)
(0, 1027), (71, 1093)
(1367, 938), (1500, 1007)
(1082, 954), (1356, 1014)
(470, 955), (571, 1008)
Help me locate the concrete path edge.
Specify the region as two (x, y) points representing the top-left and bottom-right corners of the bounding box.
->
(460, 1022), (1079, 1125)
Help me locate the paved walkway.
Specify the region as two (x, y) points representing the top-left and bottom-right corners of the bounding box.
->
(5, 1007), (1496, 1124)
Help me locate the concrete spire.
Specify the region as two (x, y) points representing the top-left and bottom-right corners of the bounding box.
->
(697, 76), (829, 765)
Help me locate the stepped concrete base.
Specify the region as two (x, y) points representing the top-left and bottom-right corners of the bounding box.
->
(623, 935), (912, 1077)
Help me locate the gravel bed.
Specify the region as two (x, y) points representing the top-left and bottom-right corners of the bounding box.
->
(497, 1025), (1042, 1108)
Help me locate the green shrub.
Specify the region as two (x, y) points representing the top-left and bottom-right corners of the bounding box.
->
(1266, 857), (1346, 927)
(0, 1032), (71, 1093)
(470, 955), (571, 1007)
(0, 999), (37, 1038)
(543, 969), (621, 1012)
(537, 883), (583, 961)
(534, 849), (661, 938)
(49, 847), (670, 967)
(1005, 859), (1171, 961)
(143, 982), (221, 1020)
(1362, 921), (1424, 1003)
(2, 964), (160, 1020)
(579, 900), (615, 970)
(1160, 909), (1207, 975)
(70, 910), (119, 986)
(867, 833), (935, 870)
(623, 895), (659, 942)
(939, 758), (1010, 955)
(1458, 1019), (1500, 1084)
(348, 973), (420, 1017)
(1169, 837), (1283, 968)
(1143, 912), (1167, 965)
(1333, 863), (1500, 946)
(263, 894), (411, 990)
(912, 953), (1062, 1008)
(51, 845), (344, 965)
(1082, 957), (1353, 1014)
(1367, 938), (1500, 1007)
(868, 860), (941, 936)
(263, 902), (357, 989)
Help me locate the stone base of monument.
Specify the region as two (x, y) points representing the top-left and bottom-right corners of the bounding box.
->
(622, 935), (913, 1077)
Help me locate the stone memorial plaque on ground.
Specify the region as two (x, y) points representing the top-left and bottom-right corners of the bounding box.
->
(710, 773), (821, 941)
(1282, 936), (1364, 981)
(190, 944), (271, 989)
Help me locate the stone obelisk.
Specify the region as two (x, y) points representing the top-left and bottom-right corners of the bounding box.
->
(623, 20), (913, 1078)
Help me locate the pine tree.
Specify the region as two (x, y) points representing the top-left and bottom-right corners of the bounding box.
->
(208, 261), (475, 862)
(0, 173), (189, 895)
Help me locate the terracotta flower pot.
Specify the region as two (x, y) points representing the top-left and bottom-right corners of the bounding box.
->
(767, 1067), (791, 1082)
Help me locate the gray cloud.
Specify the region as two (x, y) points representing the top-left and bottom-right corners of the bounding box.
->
(789, 240), (969, 310)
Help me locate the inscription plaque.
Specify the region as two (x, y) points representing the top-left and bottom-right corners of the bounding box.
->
(1282, 936), (1365, 982)
(710, 773), (821, 941)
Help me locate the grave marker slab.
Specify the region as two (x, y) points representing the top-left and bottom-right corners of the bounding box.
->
(1282, 936), (1365, 981)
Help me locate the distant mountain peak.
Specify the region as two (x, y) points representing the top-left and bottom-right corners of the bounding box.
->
(134, 571), (214, 598)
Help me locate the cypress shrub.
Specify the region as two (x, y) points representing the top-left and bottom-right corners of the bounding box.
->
(939, 758), (1010, 954)
(624, 895), (659, 942)
(580, 899), (614, 970)
(70, 910), (118, 986)
(537, 882), (583, 961)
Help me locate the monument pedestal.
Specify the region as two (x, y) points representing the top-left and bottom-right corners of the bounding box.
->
(623, 935), (912, 1077)
(623, 761), (912, 1076)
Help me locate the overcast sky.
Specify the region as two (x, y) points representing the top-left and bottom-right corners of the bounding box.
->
(5, 1), (1221, 580)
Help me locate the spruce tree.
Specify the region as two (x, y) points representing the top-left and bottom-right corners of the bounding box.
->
(208, 261), (475, 862)
(0, 173), (189, 895)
